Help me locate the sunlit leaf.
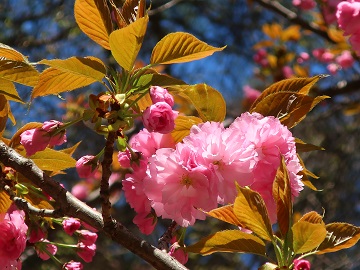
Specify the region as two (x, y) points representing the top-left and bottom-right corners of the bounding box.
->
(150, 32), (226, 65)
(262, 23), (282, 39)
(295, 138), (324, 152)
(281, 25), (300, 42)
(168, 84), (226, 122)
(252, 40), (274, 50)
(316, 223), (360, 254)
(31, 57), (106, 99)
(292, 220), (327, 254)
(109, 15), (149, 71)
(0, 191), (12, 214)
(0, 78), (23, 103)
(205, 204), (244, 227)
(121, 0), (146, 25)
(30, 148), (76, 172)
(24, 194), (54, 210)
(186, 230), (266, 256)
(299, 211), (324, 225)
(273, 157), (292, 236)
(74, 0), (113, 49)
(60, 141), (82, 156)
(171, 115), (203, 143)
(0, 94), (15, 130)
(0, 60), (39, 87)
(250, 76), (325, 111)
(234, 186), (273, 241)
(0, 43), (28, 62)
(133, 72), (186, 90)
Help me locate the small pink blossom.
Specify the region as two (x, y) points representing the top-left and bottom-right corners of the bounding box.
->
(63, 217), (81, 236)
(150, 86), (174, 106)
(142, 102), (179, 134)
(242, 85), (261, 108)
(349, 31), (360, 55)
(133, 212), (157, 235)
(71, 183), (91, 200)
(293, 0), (316, 10)
(0, 207), (28, 269)
(168, 242), (188, 265)
(336, 1), (360, 35)
(297, 52), (310, 64)
(335, 50), (354, 68)
(312, 48), (334, 62)
(36, 240), (57, 260)
(28, 227), (46, 243)
(327, 63), (339, 74)
(76, 155), (98, 178)
(77, 242), (96, 263)
(282, 66), (294, 78)
(253, 49), (269, 67)
(293, 259), (311, 270)
(63, 261), (83, 270)
(20, 120), (66, 156)
(78, 230), (98, 246)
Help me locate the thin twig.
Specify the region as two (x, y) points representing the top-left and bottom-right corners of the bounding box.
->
(148, 0), (185, 15)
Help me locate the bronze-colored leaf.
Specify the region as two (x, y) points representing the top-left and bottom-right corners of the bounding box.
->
(299, 211), (324, 225)
(150, 32), (226, 65)
(298, 155), (319, 191)
(0, 78), (23, 103)
(273, 156), (292, 236)
(205, 204), (244, 227)
(0, 60), (39, 87)
(0, 191), (12, 214)
(74, 0), (113, 49)
(121, 0), (146, 25)
(185, 229), (266, 256)
(292, 220), (327, 254)
(316, 223), (360, 254)
(295, 138), (324, 152)
(171, 115), (203, 143)
(0, 43), (28, 62)
(233, 186), (273, 241)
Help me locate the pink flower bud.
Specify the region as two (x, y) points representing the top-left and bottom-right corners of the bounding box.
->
(63, 261), (83, 270)
(42, 120), (67, 146)
(142, 102), (178, 134)
(336, 50), (354, 68)
(76, 155), (98, 178)
(150, 86), (174, 106)
(63, 217), (81, 236)
(36, 240), (57, 260)
(293, 259), (311, 270)
(77, 242), (96, 263)
(78, 230), (98, 246)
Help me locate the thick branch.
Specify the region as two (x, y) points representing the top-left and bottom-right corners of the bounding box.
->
(0, 141), (187, 270)
(253, 0), (335, 44)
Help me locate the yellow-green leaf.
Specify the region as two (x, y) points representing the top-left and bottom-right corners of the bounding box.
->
(0, 60), (39, 87)
(30, 148), (76, 172)
(150, 32), (226, 65)
(60, 141), (82, 156)
(186, 230), (266, 256)
(74, 0), (113, 49)
(234, 186), (273, 241)
(168, 84), (226, 122)
(109, 15), (149, 71)
(172, 115), (203, 143)
(0, 78), (23, 103)
(250, 76), (325, 111)
(0, 191), (12, 214)
(292, 220), (327, 254)
(205, 204), (244, 227)
(316, 223), (360, 254)
(273, 157), (292, 236)
(31, 57), (106, 99)
(133, 72), (186, 90)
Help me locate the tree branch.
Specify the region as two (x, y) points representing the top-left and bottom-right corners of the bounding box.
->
(0, 141), (188, 270)
(253, 0), (335, 44)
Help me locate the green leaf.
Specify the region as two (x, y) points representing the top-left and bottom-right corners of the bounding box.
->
(171, 115), (203, 143)
(168, 84), (226, 122)
(109, 15), (149, 71)
(233, 186), (273, 241)
(186, 230), (266, 256)
(31, 57), (106, 99)
(316, 223), (360, 254)
(133, 72), (186, 90)
(30, 148), (76, 172)
(273, 156), (292, 236)
(150, 32), (226, 65)
(74, 0), (113, 49)
(250, 92), (329, 128)
(0, 60), (39, 87)
(0, 78), (23, 103)
(292, 220), (327, 254)
(205, 204), (244, 227)
(250, 75), (326, 111)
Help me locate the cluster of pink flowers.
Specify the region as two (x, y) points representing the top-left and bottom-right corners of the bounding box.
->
(120, 112), (303, 231)
(337, 0), (360, 55)
(0, 206), (28, 269)
(142, 86), (178, 134)
(20, 120), (67, 156)
(312, 48), (355, 74)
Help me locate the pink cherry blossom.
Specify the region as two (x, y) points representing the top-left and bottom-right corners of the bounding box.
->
(77, 242), (96, 263)
(323, 0), (342, 24)
(78, 230), (98, 246)
(336, 1), (360, 35)
(36, 240), (57, 260)
(293, 0), (316, 10)
(253, 48), (269, 67)
(349, 31), (360, 55)
(297, 52), (310, 64)
(71, 182), (91, 200)
(76, 155), (98, 178)
(28, 227), (46, 243)
(0, 207), (28, 269)
(142, 102), (179, 134)
(63, 217), (81, 236)
(150, 86), (174, 106)
(327, 63), (339, 74)
(282, 66), (294, 78)
(20, 120), (67, 156)
(335, 50), (354, 68)
(168, 241), (188, 265)
(63, 261), (83, 270)
(133, 212), (157, 235)
(242, 85), (261, 108)
(294, 259), (311, 270)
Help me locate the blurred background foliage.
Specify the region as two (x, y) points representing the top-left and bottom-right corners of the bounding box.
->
(1, 0), (360, 269)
